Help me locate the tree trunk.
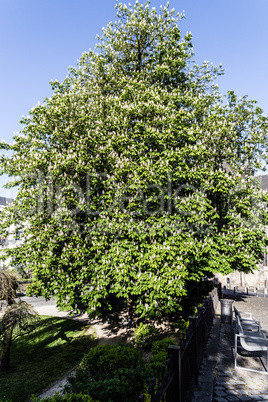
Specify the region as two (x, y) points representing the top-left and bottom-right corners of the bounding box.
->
(0, 325), (13, 371)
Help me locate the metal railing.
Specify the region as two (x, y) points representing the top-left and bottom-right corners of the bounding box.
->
(138, 285), (220, 402)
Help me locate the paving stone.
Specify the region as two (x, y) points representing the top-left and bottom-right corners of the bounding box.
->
(247, 391), (262, 396)
(216, 377), (232, 382)
(215, 390), (228, 397)
(225, 389), (238, 395)
(215, 386), (227, 391)
(234, 388), (248, 393)
(230, 389), (244, 396)
(214, 398), (229, 402)
(239, 396), (259, 401)
(228, 380), (246, 385)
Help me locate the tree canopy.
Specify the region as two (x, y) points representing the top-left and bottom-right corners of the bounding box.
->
(1, 1), (268, 320)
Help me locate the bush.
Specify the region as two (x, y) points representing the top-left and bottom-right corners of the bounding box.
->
(148, 337), (176, 381)
(78, 343), (142, 376)
(134, 323), (161, 350)
(150, 337), (176, 355)
(65, 344), (148, 402)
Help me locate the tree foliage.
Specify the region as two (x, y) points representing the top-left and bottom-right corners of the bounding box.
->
(1, 1), (268, 320)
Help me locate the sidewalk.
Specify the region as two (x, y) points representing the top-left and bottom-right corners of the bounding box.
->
(193, 290), (268, 402)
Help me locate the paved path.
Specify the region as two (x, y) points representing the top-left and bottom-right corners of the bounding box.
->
(193, 291), (268, 402)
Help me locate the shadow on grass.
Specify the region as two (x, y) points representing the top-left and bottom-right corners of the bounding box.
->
(0, 316), (97, 402)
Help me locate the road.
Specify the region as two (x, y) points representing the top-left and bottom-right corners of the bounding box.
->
(19, 295), (57, 308)
(0, 295), (71, 318)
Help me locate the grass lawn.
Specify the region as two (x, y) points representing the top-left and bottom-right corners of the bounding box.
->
(0, 315), (97, 402)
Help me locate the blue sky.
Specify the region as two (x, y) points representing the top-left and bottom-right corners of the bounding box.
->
(0, 0), (268, 197)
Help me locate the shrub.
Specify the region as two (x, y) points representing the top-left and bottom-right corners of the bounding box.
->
(150, 337), (176, 355)
(78, 343), (142, 376)
(148, 337), (177, 381)
(65, 344), (148, 402)
(134, 323), (161, 350)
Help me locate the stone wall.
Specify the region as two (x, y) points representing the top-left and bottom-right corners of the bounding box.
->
(214, 265), (268, 289)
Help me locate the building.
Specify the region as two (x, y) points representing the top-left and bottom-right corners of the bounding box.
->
(0, 196), (23, 268)
(0, 196), (14, 211)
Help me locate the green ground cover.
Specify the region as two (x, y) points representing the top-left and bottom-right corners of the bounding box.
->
(0, 315), (97, 402)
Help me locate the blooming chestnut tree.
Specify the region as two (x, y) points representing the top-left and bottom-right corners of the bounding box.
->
(1, 1), (268, 320)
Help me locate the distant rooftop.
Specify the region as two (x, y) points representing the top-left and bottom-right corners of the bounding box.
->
(0, 196), (14, 206)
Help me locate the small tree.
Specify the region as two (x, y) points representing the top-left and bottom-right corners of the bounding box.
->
(0, 270), (38, 370)
(0, 270), (18, 306)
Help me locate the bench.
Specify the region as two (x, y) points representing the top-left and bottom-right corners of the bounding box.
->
(233, 306), (261, 331)
(234, 314), (268, 374)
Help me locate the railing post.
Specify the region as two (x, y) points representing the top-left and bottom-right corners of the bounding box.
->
(189, 316), (199, 388)
(217, 283), (222, 299)
(206, 295), (213, 324)
(167, 345), (181, 402)
(148, 377), (156, 402)
(197, 306), (206, 348)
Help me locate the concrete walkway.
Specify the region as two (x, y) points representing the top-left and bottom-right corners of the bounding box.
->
(193, 290), (268, 402)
